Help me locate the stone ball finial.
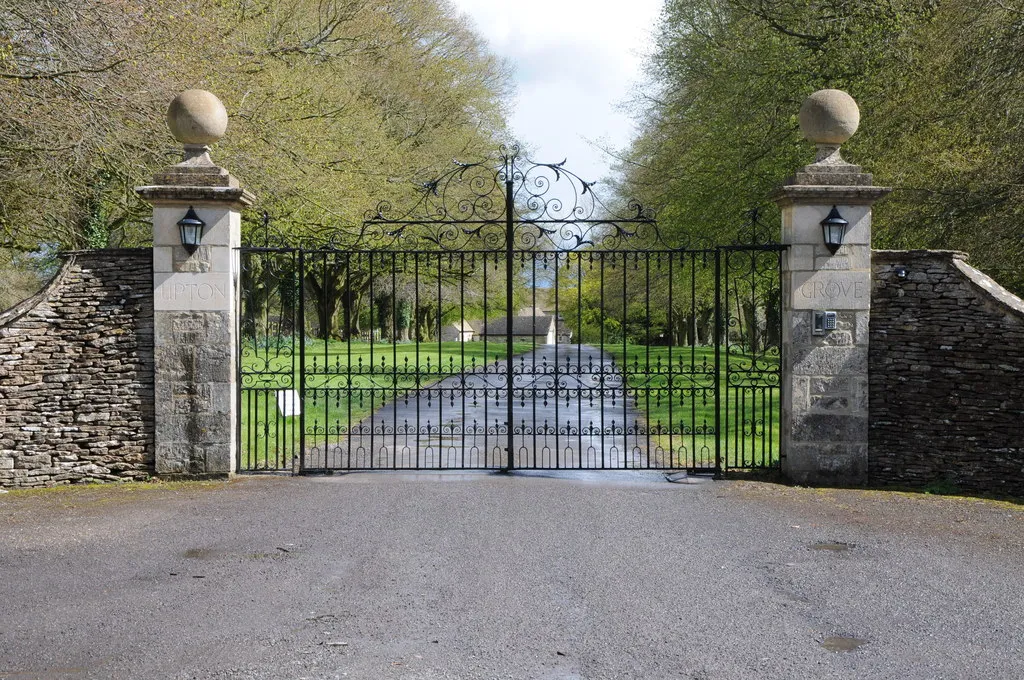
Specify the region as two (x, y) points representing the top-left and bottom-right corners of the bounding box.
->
(166, 90), (228, 146)
(798, 89), (860, 145)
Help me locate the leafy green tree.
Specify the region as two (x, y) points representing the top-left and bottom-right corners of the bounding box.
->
(1, 0), (515, 338)
(617, 0), (1023, 293)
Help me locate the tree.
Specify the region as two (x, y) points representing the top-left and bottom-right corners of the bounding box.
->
(1, 0), (514, 326)
(0, 0), (186, 251)
(616, 0), (1024, 294)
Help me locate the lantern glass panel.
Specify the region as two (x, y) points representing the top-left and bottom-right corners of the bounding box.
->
(180, 223), (202, 247)
(820, 206), (848, 255)
(177, 206), (206, 254)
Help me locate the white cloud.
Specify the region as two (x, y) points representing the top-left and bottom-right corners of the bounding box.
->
(450, 0), (662, 184)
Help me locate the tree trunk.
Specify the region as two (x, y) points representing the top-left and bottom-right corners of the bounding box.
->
(303, 275), (327, 340)
(764, 288), (781, 351)
(376, 294), (394, 342)
(696, 306), (714, 345)
(742, 300), (759, 355)
(416, 304), (436, 342)
(239, 259), (267, 340)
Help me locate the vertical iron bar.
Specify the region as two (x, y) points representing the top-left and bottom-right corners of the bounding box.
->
(645, 253), (651, 467)
(667, 251), (674, 468)
(280, 275), (287, 467)
(738, 381), (744, 468)
(298, 249), (306, 473)
(691, 253), (698, 469)
(622, 251), (628, 469)
(531, 253), (537, 467)
(577, 254), (584, 468)
(713, 248), (722, 477)
(322, 253), (331, 470)
(415, 254), (421, 469)
(599, 254), (605, 469)
(368, 252), (376, 467)
(554, 252), (560, 469)
(437, 253), (443, 470)
(776, 247), (784, 469)
(460, 252), (466, 468)
(481, 251), (489, 464)
(235, 251), (243, 471)
(345, 253), (353, 470)
(748, 249), (757, 468)
(392, 252), (399, 468)
(505, 178), (515, 471)
(761, 383), (768, 467)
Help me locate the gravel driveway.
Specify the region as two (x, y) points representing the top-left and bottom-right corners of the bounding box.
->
(1, 473), (1021, 679)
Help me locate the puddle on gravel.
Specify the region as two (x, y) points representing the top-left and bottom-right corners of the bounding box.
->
(810, 541), (855, 552)
(821, 636), (869, 652)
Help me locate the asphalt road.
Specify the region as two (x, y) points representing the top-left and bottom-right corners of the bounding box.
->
(1, 473), (1022, 679)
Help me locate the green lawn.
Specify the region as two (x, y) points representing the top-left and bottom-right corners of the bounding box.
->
(604, 344), (781, 470)
(240, 340), (533, 470)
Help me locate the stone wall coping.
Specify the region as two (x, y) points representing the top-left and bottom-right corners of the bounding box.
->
(772, 184), (892, 205)
(135, 185), (255, 208)
(1, 248), (156, 327)
(953, 258), (1024, 318)
(873, 249), (969, 260)
(0, 254), (73, 327)
(874, 249), (1024, 318)
(60, 247), (153, 257)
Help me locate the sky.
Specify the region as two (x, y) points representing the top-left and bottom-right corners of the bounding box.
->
(449, 0), (664, 188)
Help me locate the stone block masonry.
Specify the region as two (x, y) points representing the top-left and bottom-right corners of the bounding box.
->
(137, 89), (251, 478)
(0, 249), (155, 488)
(870, 250), (1024, 496)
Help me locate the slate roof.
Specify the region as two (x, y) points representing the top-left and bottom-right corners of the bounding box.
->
(477, 314), (555, 337)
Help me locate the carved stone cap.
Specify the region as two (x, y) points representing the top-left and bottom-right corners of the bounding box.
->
(147, 90), (248, 192)
(152, 163), (238, 188)
(790, 89), (867, 175)
(786, 163), (875, 187)
(772, 184), (891, 207)
(167, 90), (228, 145)
(776, 89), (889, 190)
(799, 89), (859, 145)
(135, 185), (255, 208)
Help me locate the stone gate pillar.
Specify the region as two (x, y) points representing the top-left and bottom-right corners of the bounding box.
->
(772, 90), (889, 485)
(137, 90), (254, 478)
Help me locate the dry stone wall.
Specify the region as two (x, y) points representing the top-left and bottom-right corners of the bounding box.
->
(0, 249), (155, 488)
(869, 250), (1024, 495)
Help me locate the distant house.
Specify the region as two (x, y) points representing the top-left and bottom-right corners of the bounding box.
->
(440, 320), (475, 342)
(525, 307), (573, 343)
(543, 309), (573, 344)
(476, 312), (558, 345)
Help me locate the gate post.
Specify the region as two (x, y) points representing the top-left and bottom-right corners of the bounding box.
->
(137, 90), (254, 478)
(772, 90), (889, 485)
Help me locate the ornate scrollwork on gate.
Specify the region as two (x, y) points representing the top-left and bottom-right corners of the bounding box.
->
(294, 143), (685, 251)
(732, 207), (782, 247)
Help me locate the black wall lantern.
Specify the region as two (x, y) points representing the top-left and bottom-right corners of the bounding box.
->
(820, 205), (848, 255)
(177, 206), (206, 255)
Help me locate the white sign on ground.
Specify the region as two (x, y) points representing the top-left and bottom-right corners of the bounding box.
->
(277, 389), (301, 417)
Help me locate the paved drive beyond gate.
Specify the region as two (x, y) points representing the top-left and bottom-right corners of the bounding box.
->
(238, 146), (783, 474)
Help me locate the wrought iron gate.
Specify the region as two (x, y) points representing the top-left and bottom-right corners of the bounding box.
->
(238, 146), (783, 474)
